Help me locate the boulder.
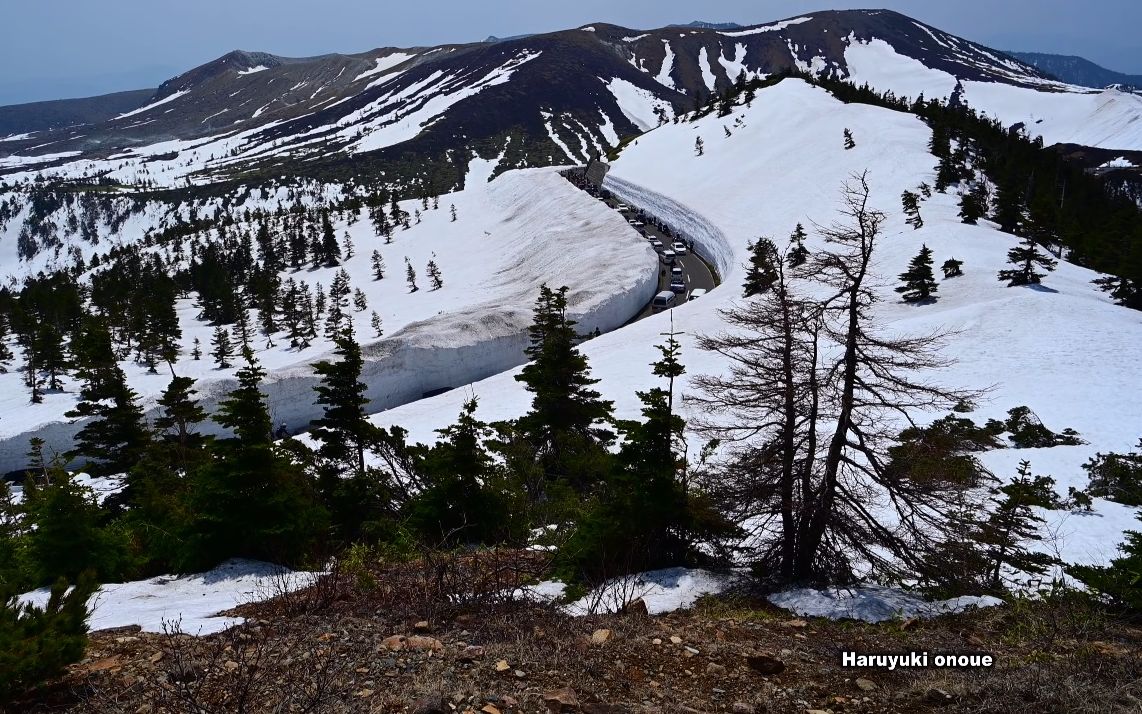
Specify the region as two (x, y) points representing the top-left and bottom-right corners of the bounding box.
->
(745, 654), (786, 675)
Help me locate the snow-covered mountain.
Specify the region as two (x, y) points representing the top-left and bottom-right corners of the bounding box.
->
(4, 9), (1142, 194)
(0, 8), (1138, 558)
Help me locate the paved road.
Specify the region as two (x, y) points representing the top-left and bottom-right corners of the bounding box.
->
(562, 171), (718, 322)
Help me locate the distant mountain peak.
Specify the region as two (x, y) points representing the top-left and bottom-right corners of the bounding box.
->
(668, 20), (744, 30)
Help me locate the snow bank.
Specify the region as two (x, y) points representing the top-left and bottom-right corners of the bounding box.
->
(769, 586), (1003, 623)
(19, 559), (315, 635)
(0, 167), (658, 471)
(368, 79), (1142, 569)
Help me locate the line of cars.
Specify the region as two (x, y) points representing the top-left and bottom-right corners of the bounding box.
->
(607, 200), (706, 313)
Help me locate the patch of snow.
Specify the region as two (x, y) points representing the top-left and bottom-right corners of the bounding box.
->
(604, 77), (672, 131)
(655, 40), (677, 89)
(115, 90), (190, 119)
(717, 43), (750, 83)
(20, 559), (316, 635)
(237, 65), (269, 76)
(769, 586), (1003, 623)
(623, 34), (649, 42)
(1099, 156), (1137, 169)
(353, 52), (416, 82)
(698, 47), (717, 92)
(721, 16), (812, 37)
(0, 132), (34, 142)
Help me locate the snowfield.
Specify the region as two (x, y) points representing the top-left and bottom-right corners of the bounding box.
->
(844, 37), (1142, 151)
(366, 79), (1142, 570)
(0, 166), (658, 472)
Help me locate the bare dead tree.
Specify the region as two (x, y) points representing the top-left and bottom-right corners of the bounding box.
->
(690, 172), (983, 585)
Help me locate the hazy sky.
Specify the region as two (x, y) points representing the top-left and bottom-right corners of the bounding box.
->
(2, 0), (1138, 105)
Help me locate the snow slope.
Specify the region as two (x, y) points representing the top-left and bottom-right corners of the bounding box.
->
(365, 79), (1142, 569)
(844, 38), (1142, 151)
(0, 167), (658, 472)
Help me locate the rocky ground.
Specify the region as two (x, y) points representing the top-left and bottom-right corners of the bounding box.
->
(10, 553), (1142, 713)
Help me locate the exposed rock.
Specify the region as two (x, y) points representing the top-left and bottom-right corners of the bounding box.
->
(746, 654), (786, 675)
(706, 662), (727, 675)
(783, 618), (808, 628)
(591, 628), (613, 645)
(411, 692), (448, 714)
(731, 703), (755, 714)
(494, 659), (512, 672)
(543, 686), (581, 712)
(481, 705), (502, 714)
(406, 635), (444, 652)
(414, 620), (431, 632)
(855, 677), (877, 691)
(669, 635), (684, 644)
(380, 635), (406, 651)
(924, 688), (955, 705)
(460, 645), (486, 662)
(621, 598), (650, 617)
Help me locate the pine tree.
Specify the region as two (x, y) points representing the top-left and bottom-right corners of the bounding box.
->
(319, 211), (341, 266)
(514, 285), (614, 492)
(352, 288), (367, 312)
(1069, 513), (1142, 614)
(992, 178), (1024, 234)
(342, 232), (354, 260)
(941, 258), (964, 278)
(901, 190), (923, 229)
(450, 204), (457, 222)
(65, 364), (149, 477)
(210, 326), (233, 368)
(998, 236), (1057, 286)
(371, 250), (386, 280)
(843, 128), (855, 149)
(743, 237), (779, 297)
(153, 375), (209, 468)
(405, 257), (418, 292)
(426, 259), (443, 290)
(310, 333), (373, 476)
(958, 184), (987, 224)
(896, 244), (939, 303)
(787, 223), (809, 268)
(694, 137), (705, 156)
(370, 311), (383, 338)
(191, 337), (202, 360)
(214, 349), (272, 446)
(979, 461), (1059, 590)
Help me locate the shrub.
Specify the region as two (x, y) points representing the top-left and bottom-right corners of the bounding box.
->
(1083, 438), (1142, 506)
(0, 573), (96, 703)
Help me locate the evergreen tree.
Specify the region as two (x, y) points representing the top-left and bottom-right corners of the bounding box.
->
(513, 285), (614, 493)
(426, 259), (443, 290)
(958, 184), (987, 224)
(998, 236), (1058, 286)
(896, 244), (939, 303)
(450, 203), (457, 222)
(1069, 514), (1142, 614)
(901, 190), (923, 229)
(65, 364), (149, 477)
(941, 258), (964, 278)
(787, 223), (809, 268)
(191, 337), (202, 360)
(742, 237), (779, 297)
(370, 311), (383, 338)
(352, 288), (367, 312)
(342, 232), (354, 260)
(310, 333), (372, 476)
(992, 178), (1024, 234)
(319, 210), (341, 266)
(370, 250), (386, 280)
(407, 398), (518, 545)
(405, 257), (418, 292)
(694, 137), (705, 156)
(979, 461), (1059, 590)
(153, 375), (210, 469)
(185, 350), (325, 569)
(0, 571), (97, 704)
(843, 128), (855, 149)
(210, 326), (233, 368)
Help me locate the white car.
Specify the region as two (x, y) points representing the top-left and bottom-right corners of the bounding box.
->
(672, 241), (688, 255)
(661, 249), (678, 263)
(616, 203), (630, 211)
(651, 239), (664, 250)
(688, 288), (707, 301)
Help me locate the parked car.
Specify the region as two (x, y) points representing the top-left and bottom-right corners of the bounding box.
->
(669, 277), (687, 294)
(688, 288), (707, 301)
(672, 241), (688, 255)
(661, 249), (677, 263)
(651, 290), (677, 312)
(670, 266), (684, 281)
(650, 239), (664, 251)
(616, 203), (630, 211)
